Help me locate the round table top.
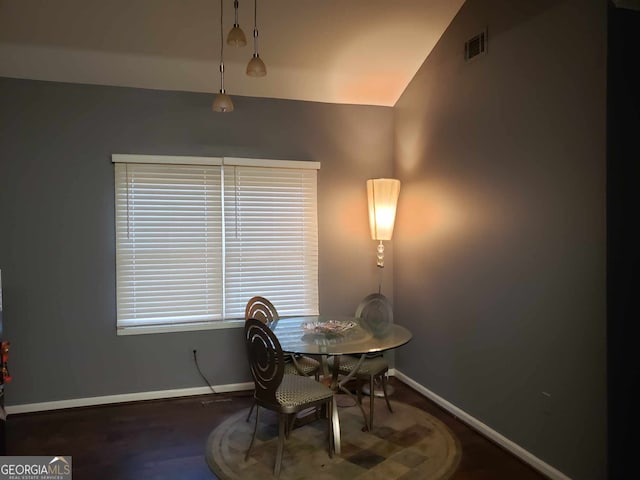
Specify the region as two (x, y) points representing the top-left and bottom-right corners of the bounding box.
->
(270, 315), (412, 356)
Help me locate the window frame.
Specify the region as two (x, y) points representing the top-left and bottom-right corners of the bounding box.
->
(112, 154), (320, 335)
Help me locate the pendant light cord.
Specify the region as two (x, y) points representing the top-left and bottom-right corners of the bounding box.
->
(219, 0), (225, 92)
(253, 0), (259, 56)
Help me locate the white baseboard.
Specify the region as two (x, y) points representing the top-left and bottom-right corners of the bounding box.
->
(5, 372), (403, 415)
(5, 381), (254, 415)
(393, 370), (571, 480)
(5, 366), (568, 480)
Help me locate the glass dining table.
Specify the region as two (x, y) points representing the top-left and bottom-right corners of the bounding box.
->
(269, 315), (412, 454)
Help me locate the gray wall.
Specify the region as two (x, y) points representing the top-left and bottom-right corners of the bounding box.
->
(0, 77), (394, 405)
(0, 0), (609, 476)
(393, 0), (606, 479)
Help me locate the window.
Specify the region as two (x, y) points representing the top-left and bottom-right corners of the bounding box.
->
(113, 154), (320, 335)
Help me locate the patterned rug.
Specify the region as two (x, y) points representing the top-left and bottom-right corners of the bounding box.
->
(205, 399), (461, 479)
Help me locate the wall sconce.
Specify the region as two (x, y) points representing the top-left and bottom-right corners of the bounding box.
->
(367, 178), (401, 268)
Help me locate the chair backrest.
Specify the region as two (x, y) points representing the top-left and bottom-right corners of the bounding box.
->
(245, 296), (279, 324)
(356, 293), (393, 338)
(244, 318), (284, 407)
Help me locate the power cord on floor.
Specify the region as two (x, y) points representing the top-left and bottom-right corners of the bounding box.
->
(192, 349), (232, 405)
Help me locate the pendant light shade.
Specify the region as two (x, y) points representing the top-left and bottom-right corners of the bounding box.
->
(227, 0), (247, 47)
(246, 0), (266, 77)
(212, 92), (234, 112)
(246, 55), (266, 77)
(227, 26), (247, 47)
(213, 0), (234, 113)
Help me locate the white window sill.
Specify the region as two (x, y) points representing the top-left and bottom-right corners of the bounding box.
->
(116, 319), (245, 336)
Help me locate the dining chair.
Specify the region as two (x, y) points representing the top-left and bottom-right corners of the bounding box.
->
(328, 293), (394, 431)
(245, 296), (321, 380)
(244, 296), (322, 423)
(244, 318), (334, 478)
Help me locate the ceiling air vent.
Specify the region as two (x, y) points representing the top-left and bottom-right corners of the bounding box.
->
(465, 30), (487, 62)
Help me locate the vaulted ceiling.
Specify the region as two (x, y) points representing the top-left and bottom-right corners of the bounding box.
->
(0, 0), (465, 106)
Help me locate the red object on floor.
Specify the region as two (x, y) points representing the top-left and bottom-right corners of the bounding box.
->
(1, 341), (10, 384)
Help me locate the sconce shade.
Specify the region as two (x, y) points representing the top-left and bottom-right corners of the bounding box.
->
(212, 92), (234, 112)
(367, 178), (401, 241)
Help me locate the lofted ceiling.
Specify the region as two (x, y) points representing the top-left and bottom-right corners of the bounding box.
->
(0, 0), (465, 106)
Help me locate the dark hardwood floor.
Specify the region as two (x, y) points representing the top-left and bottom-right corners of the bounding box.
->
(6, 379), (546, 480)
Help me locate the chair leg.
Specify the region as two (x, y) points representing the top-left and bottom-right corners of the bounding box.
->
(275, 414), (286, 478)
(368, 374), (375, 431)
(327, 397), (334, 458)
(286, 413), (295, 439)
(380, 373), (393, 413)
(245, 405), (260, 461)
(246, 401), (255, 422)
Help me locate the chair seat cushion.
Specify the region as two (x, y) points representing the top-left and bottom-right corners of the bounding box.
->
(276, 374), (333, 408)
(328, 355), (388, 376)
(284, 355), (320, 376)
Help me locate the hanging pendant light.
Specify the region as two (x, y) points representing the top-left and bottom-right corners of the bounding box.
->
(227, 0), (247, 47)
(213, 0), (234, 112)
(246, 0), (266, 77)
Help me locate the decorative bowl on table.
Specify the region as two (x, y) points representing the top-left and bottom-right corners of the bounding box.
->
(302, 319), (357, 335)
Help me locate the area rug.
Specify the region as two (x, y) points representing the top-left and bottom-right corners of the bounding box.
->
(205, 399), (461, 480)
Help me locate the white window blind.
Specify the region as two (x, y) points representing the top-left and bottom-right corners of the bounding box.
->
(223, 165), (319, 318)
(113, 155), (319, 334)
